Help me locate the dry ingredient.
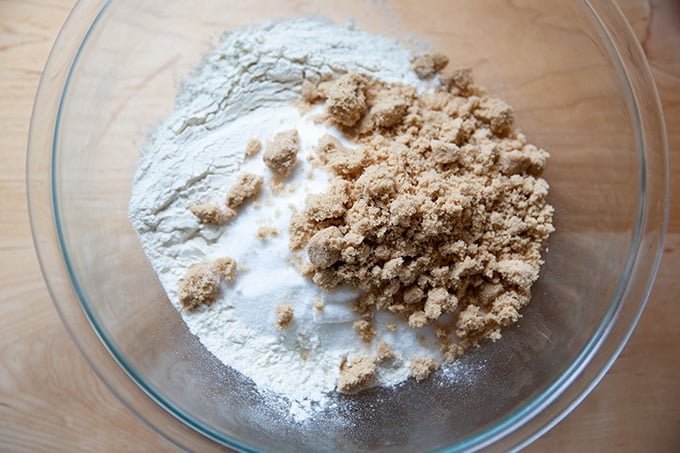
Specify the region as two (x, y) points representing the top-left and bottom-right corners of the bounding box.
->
(275, 304), (295, 329)
(291, 72), (554, 367)
(129, 17), (553, 421)
(263, 130), (300, 177)
(225, 173), (264, 209)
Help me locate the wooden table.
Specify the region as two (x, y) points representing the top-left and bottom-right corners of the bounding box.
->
(1, 0), (678, 451)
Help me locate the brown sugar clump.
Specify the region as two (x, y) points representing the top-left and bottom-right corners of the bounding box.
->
(440, 67), (474, 94)
(315, 134), (347, 164)
(403, 286), (425, 305)
(410, 356), (439, 381)
(325, 72), (367, 127)
(301, 79), (319, 103)
(275, 304), (294, 329)
(408, 311), (428, 329)
(291, 64), (554, 368)
(244, 138), (262, 158)
(353, 319), (376, 343)
(263, 129), (299, 177)
(305, 190), (347, 222)
(497, 144), (548, 176)
(489, 291), (523, 326)
(225, 173), (264, 209)
(307, 226), (343, 269)
(256, 226), (279, 241)
(337, 356), (376, 394)
(189, 203), (234, 224)
(369, 89), (411, 128)
(474, 97), (515, 136)
(456, 305), (488, 337)
(212, 257), (237, 282)
(425, 288), (457, 319)
(178, 264), (221, 311)
(376, 341), (396, 363)
(412, 53), (449, 79)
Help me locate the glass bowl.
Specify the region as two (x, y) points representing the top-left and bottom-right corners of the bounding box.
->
(27, 0), (669, 451)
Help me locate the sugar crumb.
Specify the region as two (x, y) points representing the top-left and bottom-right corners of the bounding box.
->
(244, 138), (262, 158)
(376, 341), (396, 363)
(337, 356), (376, 394)
(325, 72), (367, 127)
(424, 288), (457, 320)
(315, 134), (347, 164)
(369, 89), (411, 128)
(256, 226), (279, 241)
(189, 203), (233, 224)
(353, 319), (376, 343)
(408, 311), (428, 329)
(440, 67), (474, 94)
(225, 173), (264, 209)
(178, 264), (221, 311)
(264, 129), (299, 177)
(412, 52), (449, 79)
(307, 226), (343, 269)
(473, 97), (515, 136)
(410, 356), (439, 381)
(301, 79), (319, 103)
(212, 257), (237, 282)
(275, 304), (294, 330)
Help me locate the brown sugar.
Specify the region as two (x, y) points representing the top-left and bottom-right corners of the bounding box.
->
(189, 202), (234, 224)
(439, 67), (477, 96)
(376, 341), (396, 363)
(315, 134), (347, 164)
(423, 287), (457, 320)
(408, 311), (428, 329)
(225, 172), (264, 209)
(244, 138), (262, 158)
(411, 52), (449, 79)
(410, 356), (439, 381)
(325, 72), (367, 127)
(256, 226), (279, 241)
(263, 129), (300, 177)
(212, 257), (237, 282)
(337, 356), (377, 394)
(353, 319), (376, 343)
(178, 264), (221, 311)
(275, 304), (294, 329)
(291, 64), (554, 369)
(301, 79), (319, 103)
(307, 226), (344, 269)
(369, 88), (411, 128)
(473, 97), (515, 136)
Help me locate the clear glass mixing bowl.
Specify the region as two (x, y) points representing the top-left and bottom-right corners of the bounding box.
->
(27, 0), (669, 451)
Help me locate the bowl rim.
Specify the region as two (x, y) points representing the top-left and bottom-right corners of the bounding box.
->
(27, 0), (670, 451)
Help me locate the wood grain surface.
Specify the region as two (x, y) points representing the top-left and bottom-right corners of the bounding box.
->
(1, 0), (678, 451)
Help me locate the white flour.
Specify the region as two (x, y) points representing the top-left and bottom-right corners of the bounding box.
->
(129, 17), (441, 421)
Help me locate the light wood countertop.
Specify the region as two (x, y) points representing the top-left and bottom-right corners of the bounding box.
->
(1, 0), (678, 451)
